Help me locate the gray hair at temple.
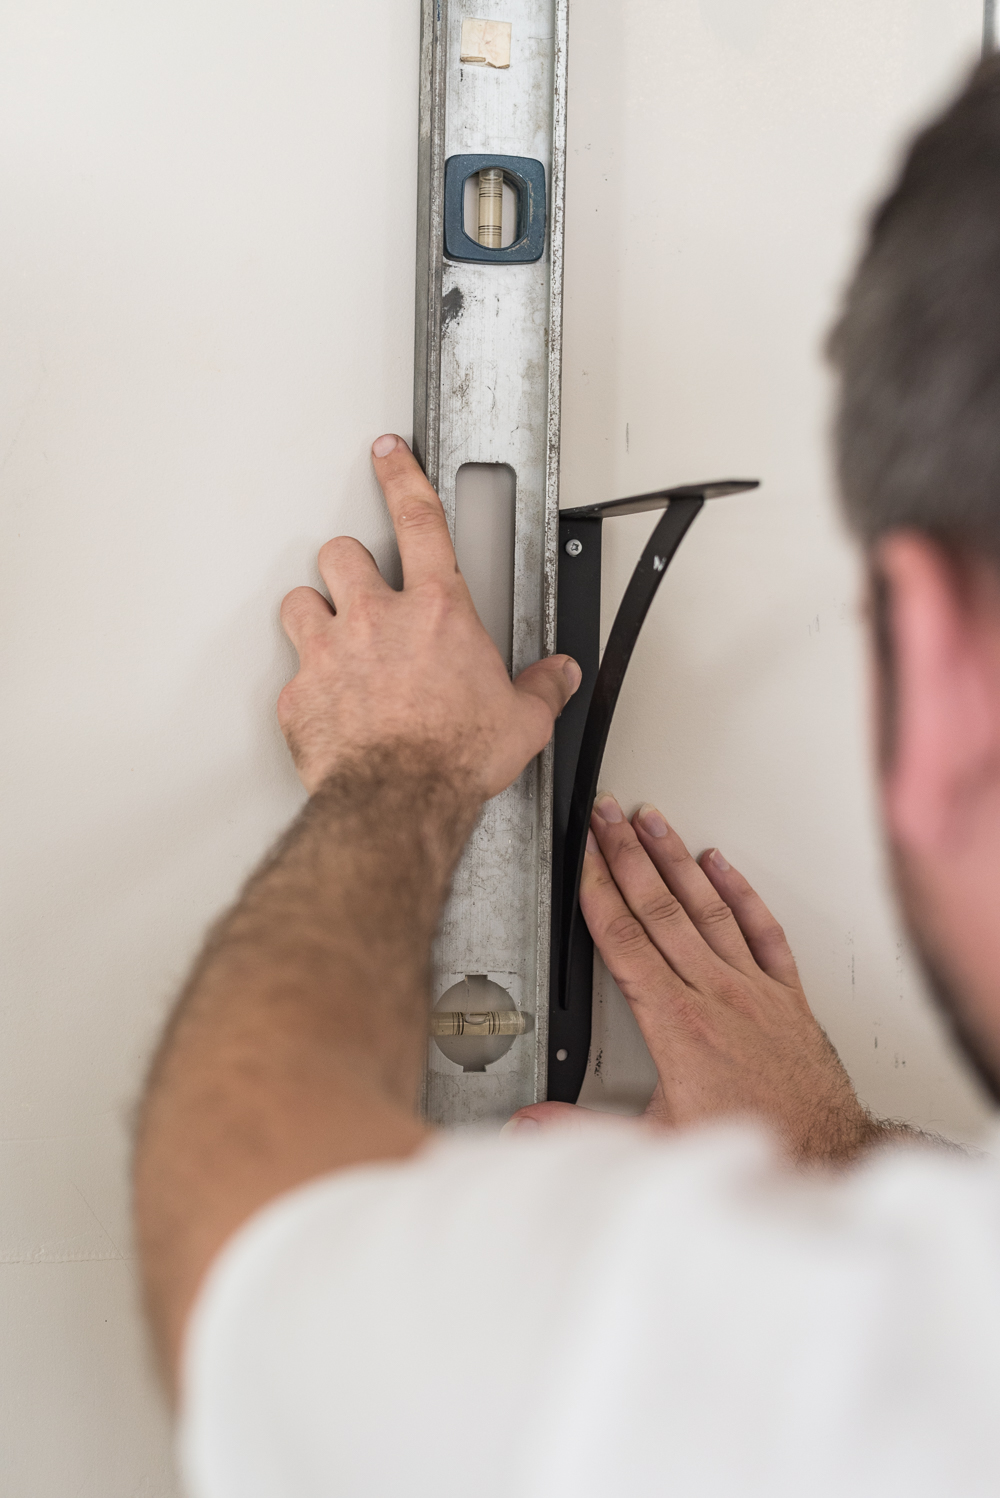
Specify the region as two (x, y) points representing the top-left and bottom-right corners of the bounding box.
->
(830, 55), (1000, 555)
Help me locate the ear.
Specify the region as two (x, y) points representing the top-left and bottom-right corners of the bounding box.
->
(875, 533), (1000, 855)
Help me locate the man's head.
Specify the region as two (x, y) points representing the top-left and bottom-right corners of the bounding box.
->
(831, 55), (1000, 1101)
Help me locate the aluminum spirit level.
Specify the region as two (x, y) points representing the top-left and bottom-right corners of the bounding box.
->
(413, 1), (757, 1126)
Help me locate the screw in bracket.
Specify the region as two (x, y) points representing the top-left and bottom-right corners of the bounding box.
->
(564, 538), (583, 557)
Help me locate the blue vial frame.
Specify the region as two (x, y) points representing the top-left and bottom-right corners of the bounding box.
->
(443, 154), (547, 264)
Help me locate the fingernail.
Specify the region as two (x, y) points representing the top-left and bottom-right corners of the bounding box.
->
(562, 657), (582, 691)
(593, 793), (622, 823)
(372, 433), (398, 458)
(586, 828), (598, 854)
(710, 848), (730, 871)
(637, 803), (669, 838)
(500, 1115), (539, 1135)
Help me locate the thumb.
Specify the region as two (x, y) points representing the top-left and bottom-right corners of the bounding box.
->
(512, 654), (582, 727)
(501, 1102), (596, 1135)
(500, 1102), (638, 1135)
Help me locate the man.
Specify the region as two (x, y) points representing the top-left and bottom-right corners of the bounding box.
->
(136, 58), (1000, 1498)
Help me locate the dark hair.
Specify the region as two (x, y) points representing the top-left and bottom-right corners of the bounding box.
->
(830, 55), (1000, 555)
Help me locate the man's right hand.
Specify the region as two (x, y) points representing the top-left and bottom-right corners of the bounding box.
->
(277, 434), (581, 799)
(514, 795), (884, 1163)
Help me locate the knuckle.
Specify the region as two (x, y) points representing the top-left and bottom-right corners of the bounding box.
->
(617, 836), (647, 858)
(603, 910), (651, 957)
(620, 975), (707, 1039)
(280, 586), (310, 619)
(580, 862), (614, 902)
(763, 918), (788, 947)
(697, 899), (735, 931)
(660, 839), (693, 869)
(713, 977), (759, 1020)
(590, 863), (619, 896)
(416, 575), (459, 622)
(396, 497), (444, 533)
(636, 890), (683, 927)
(610, 836), (656, 872)
(276, 679), (298, 726)
(318, 535), (353, 565)
(665, 990), (709, 1037)
(420, 574), (453, 603)
(346, 590), (382, 627)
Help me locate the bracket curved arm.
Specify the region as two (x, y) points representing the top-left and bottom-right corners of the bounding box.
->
(547, 479), (759, 1104)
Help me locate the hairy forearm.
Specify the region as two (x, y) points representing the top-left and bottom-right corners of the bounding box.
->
(865, 1118), (966, 1154)
(134, 745), (480, 1377)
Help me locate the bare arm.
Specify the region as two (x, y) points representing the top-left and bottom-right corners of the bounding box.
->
(133, 436), (580, 1382)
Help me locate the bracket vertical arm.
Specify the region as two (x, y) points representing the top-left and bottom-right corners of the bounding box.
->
(548, 479), (759, 1103)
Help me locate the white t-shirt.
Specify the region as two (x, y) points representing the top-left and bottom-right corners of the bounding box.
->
(179, 1121), (1000, 1498)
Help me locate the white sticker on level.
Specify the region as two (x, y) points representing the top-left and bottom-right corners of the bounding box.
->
(460, 18), (512, 69)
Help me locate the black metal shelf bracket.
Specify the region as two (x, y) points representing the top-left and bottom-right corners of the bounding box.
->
(547, 478), (760, 1103)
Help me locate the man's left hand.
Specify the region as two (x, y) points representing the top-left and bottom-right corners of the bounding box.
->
(513, 796), (882, 1163)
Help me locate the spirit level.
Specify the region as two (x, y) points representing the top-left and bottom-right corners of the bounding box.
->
(413, 1), (757, 1124)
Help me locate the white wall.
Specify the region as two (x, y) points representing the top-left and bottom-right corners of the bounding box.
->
(0, 3), (418, 1493)
(0, 2), (993, 1493)
(565, 0), (996, 1142)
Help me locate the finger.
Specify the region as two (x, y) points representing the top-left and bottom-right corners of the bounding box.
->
(590, 796), (722, 987)
(631, 803), (756, 974)
(501, 1103), (635, 1135)
(579, 829), (690, 1019)
(370, 434), (458, 589)
(488, 658), (582, 785)
(500, 1103), (598, 1134)
(512, 655), (582, 742)
(699, 848), (801, 986)
(317, 535), (388, 610)
(279, 586), (334, 654)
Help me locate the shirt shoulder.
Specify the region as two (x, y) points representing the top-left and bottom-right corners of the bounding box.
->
(179, 1123), (1000, 1498)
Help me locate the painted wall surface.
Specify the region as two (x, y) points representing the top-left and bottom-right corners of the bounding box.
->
(564, 0), (995, 1140)
(0, 1), (993, 1493)
(0, 3), (419, 1493)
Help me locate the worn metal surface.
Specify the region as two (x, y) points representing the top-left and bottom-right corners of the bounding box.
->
(414, 0), (568, 1125)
